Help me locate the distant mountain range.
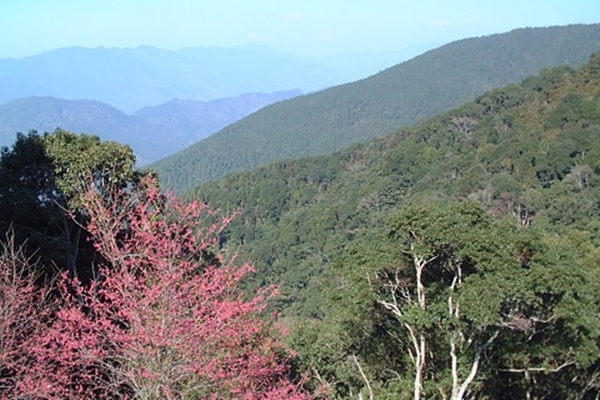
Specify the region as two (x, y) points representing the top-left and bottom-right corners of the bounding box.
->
(151, 24), (600, 192)
(0, 90), (301, 164)
(0, 45), (413, 113)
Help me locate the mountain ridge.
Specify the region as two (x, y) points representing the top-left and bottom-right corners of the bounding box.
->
(0, 90), (301, 164)
(152, 23), (600, 192)
(0, 45), (409, 113)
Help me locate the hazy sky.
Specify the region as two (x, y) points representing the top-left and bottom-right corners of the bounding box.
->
(1, 0), (598, 59)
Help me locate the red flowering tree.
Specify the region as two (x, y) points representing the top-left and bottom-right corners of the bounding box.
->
(0, 235), (53, 398)
(8, 178), (310, 399)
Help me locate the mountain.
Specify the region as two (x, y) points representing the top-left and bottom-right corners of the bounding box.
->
(185, 52), (600, 400)
(0, 45), (404, 113)
(187, 53), (600, 318)
(0, 96), (137, 143)
(0, 90), (301, 164)
(133, 90), (302, 147)
(151, 24), (600, 193)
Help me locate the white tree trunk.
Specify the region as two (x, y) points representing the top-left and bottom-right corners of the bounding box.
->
(377, 246), (437, 400)
(450, 331), (499, 400)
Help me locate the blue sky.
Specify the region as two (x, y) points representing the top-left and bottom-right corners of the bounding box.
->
(1, 0), (598, 58)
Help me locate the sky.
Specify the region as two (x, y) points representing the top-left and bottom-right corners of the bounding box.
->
(0, 0), (599, 59)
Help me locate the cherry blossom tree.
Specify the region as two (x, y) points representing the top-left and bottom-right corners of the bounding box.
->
(7, 178), (309, 399)
(0, 234), (53, 397)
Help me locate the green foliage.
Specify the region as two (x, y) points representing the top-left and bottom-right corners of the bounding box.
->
(44, 130), (137, 207)
(189, 54), (600, 317)
(318, 203), (600, 398)
(2, 43), (600, 399)
(154, 24), (600, 192)
(184, 55), (600, 398)
(0, 129), (143, 281)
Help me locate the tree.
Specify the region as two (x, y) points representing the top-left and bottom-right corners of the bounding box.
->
(329, 202), (600, 399)
(0, 233), (52, 397)
(0, 129), (143, 282)
(373, 202), (512, 400)
(7, 177), (309, 399)
(564, 164), (593, 193)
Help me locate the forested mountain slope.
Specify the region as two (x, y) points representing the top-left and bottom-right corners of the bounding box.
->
(189, 54), (600, 316)
(186, 54), (600, 398)
(154, 23), (600, 192)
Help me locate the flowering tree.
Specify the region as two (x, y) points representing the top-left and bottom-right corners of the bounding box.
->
(0, 234), (53, 397)
(7, 178), (309, 399)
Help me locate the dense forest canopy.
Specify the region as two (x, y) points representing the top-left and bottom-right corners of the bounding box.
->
(189, 55), (600, 313)
(186, 54), (600, 398)
(153, 23), (600, 193)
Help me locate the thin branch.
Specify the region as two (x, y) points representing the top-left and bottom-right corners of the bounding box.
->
(311, 367), (334, 394)
(500, 360), (576, 374)
(352, 354), (374, 400)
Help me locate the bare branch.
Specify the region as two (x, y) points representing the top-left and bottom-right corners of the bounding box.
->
(500, 360), (576, 374)
(352, 354), (374, 400)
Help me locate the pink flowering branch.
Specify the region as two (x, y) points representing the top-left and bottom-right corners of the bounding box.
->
(6, 177), (310, 399)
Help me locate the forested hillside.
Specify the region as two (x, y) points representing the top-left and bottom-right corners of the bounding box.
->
(154, 23), (600, 192)
(3, 24), (600, 400)
(189, 53), (600, 314)
(186, 55), (600, 398)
